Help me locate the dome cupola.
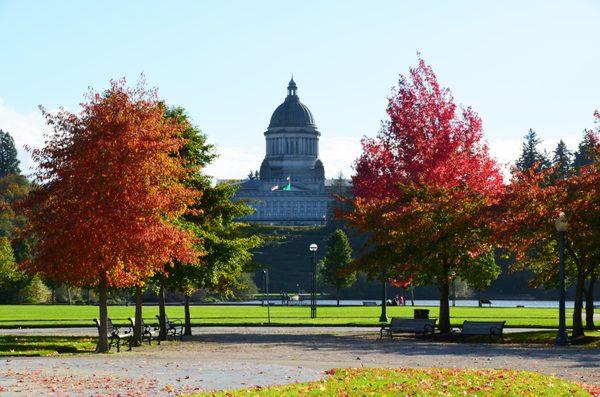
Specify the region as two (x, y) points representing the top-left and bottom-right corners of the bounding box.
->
(268, 77), (316, 128)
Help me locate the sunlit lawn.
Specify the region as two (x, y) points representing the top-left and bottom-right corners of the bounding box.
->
(194, 368), (594, 397)
(0, 304), (577, 328)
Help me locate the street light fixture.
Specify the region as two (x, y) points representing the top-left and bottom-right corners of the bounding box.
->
(451, 271), (457, 307)
(555, 212), (569, 346)
(263, 269), (270, 324)
(379, 275), (388, 323)
(309, 243), (318, 319)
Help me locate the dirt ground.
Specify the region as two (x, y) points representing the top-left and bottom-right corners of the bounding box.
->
(0, 327), (598, 396)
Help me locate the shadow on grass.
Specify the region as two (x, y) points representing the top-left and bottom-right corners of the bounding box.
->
(0, 335), (97, 356)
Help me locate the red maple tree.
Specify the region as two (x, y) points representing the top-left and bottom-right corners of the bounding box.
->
(22, 79), (200, 352)
(343, 58), (503, 332)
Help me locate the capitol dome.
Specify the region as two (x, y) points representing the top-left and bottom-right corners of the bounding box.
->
(268, 78), (316, 128)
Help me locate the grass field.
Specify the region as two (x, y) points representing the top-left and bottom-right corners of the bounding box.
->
(195, 368), (594, 396)
(0, 304), (576, 328)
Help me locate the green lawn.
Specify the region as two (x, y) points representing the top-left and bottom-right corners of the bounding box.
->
(0, 304), (577, 328)
(195, 368), (593, 396)
(0, 335), (96, 356)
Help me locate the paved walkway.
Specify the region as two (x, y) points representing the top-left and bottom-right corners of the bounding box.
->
(0, 327), (598, 396)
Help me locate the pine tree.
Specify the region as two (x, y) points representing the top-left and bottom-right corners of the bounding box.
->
(0, 130), (20, 177)
(320, 229), (355, 306)
(551, 139), (572, 180)
(573, 130), (597, 170)
(516, 129), (550, 172)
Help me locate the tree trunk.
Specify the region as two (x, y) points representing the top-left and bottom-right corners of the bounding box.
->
(184, 295), (192, 336)
(97, 280), (109, 353)
(51, 289), (55, 305)
(336, 286), (340, 307)
(67, 286), (72, 305)
(572, 268), (586, 338)
(158, 283), (167, 340)
(585, 273), (596, 331)
(438, 264), (451, 334)
(133, 285), (143, 346)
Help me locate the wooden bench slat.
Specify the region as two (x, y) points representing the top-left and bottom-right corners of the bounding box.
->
(129, 317), (161, 346)
(380, 317), (437, 338)
(459, 320), (505, 342)
(94, 318), (132, 352)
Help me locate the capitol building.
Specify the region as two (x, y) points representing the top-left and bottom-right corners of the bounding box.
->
(231, 78), (347, 225)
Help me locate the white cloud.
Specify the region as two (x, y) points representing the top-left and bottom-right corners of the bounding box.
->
(204, 144), (263, 180)
(319, 135), (361, 179)
(0, 97), (46, 176)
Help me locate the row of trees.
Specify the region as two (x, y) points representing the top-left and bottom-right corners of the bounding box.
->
(0, 130), (54, 303)
(499, 128), (598, 337)
(341, 57), (599, 337)
(1, 80), (261, 352)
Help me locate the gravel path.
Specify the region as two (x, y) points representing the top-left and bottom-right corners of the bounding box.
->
(0, 327), (598, 396)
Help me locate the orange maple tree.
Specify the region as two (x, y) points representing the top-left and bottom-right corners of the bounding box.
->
(22, 79), (200, 351)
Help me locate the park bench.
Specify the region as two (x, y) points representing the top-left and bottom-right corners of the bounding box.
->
(478, 299), (492, 307)
(128, 317), (161, 346)
(156, 314), (184, 340)
(363, 301), (378, 306)
(94, 318), (132, 352)
(456, 320), (505, 342)
(380, 317), (437, 338)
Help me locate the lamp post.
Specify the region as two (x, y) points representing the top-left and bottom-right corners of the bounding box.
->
(555, 212), (569, 346)
(263, 269), (270, 324)
(451, 271), (457, 307)
(309, 243), (318, 319)
(379, 278), (388, 323)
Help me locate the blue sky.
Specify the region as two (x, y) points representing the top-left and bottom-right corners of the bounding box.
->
(0, 0), (598, 178)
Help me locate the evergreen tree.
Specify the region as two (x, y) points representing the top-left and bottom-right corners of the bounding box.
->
(0, 130), (20, 177)
(516, 129), (550, 172)
(320, 229), (355, 306)
(573, 130), (597, 170)
(551, 139), (572, 180)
